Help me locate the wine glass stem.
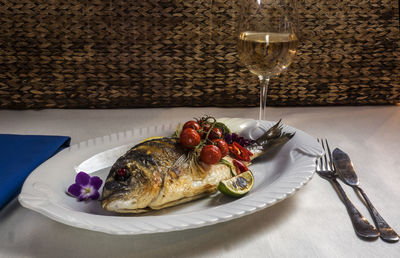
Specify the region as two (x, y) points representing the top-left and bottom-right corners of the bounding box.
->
(258, 75), (270, 121)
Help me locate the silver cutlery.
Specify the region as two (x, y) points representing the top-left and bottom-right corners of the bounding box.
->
(316, 139), (379, 239)
(333, 148), (399, 242)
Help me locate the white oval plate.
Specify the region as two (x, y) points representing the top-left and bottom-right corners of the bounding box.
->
(18, 118), (323, 235)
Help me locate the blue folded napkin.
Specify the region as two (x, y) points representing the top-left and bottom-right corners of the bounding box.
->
(0, 134), (71, 209)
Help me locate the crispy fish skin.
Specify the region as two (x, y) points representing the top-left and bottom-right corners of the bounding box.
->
(101, 120), (295, 213)
(101, 138), (232, 213)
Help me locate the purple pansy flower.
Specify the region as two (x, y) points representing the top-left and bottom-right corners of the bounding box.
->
(67, 172), (103, 201)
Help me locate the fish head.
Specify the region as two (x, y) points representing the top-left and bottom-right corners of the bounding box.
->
(100, 138), (183, 213)
(101, 160), (157, 213)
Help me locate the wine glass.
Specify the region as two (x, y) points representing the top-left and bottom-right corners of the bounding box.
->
(237, 0), (298, 126)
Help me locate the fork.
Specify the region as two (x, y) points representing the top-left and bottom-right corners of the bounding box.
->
(316, 139), (379, 239)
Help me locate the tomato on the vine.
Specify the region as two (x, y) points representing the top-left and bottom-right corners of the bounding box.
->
(200, 124), (222, 140)
(200, 145), (222, 164)
(213, 139), (229, 157)
(180, 128), (201, 149)
(182, 120), (201, 131)
(209, 127), (222, 140)
(200, 123), (211, 138)
(202, 123), (211, 131)
(197, 117), (208, 126)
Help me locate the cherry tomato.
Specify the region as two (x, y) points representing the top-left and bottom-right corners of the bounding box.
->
(200, 123), (211, 138)
(180, 128), (201, 149)
(213, 139), (229, 157)
(182, 120), (201, 131)
(200, 145), (222, 164)
(202, 123), (211, 131)
(197, 118), (207, 126)
(209, 127), (222, 140)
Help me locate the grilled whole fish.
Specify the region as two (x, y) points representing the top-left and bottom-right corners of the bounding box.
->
(101, 121), (294, 213)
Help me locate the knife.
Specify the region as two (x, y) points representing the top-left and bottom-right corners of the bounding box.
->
(332, 148), (399, 242)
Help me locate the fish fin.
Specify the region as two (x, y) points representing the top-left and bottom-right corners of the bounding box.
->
(191, 159), (209, 179)
(170, 153), (189, 176)
(170, 151), (207, 179)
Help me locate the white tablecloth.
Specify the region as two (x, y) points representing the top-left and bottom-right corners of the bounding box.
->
(0, 106), (399, 257)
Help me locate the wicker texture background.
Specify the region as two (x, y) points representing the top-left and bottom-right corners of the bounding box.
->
(0, 0), (399, 109)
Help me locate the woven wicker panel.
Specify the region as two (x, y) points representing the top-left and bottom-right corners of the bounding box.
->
(0, 0), (399, 109)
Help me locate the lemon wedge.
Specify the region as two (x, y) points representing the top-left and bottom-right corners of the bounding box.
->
(218, 171), (254, 197)
(140, 136), (164, 143)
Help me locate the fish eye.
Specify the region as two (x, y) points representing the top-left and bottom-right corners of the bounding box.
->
(114, 167), (130, 181)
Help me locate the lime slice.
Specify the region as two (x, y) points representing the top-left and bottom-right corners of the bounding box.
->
(218, 171), (254, 197)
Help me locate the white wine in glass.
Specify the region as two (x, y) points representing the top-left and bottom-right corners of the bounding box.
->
(237, 0), (298, 123)
(238, 32), (298, 78)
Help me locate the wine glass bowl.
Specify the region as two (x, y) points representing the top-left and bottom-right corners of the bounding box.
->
(238, 32), (298, 77)
(237, 0), (298, 122)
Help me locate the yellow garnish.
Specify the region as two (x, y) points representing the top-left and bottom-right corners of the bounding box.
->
(140, 136), (164, 143)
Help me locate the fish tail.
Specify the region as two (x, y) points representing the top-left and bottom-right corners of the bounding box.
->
(251, 120), (295, 153)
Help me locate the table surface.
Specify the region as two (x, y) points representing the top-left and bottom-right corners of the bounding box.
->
(0, 106), (399, 258)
